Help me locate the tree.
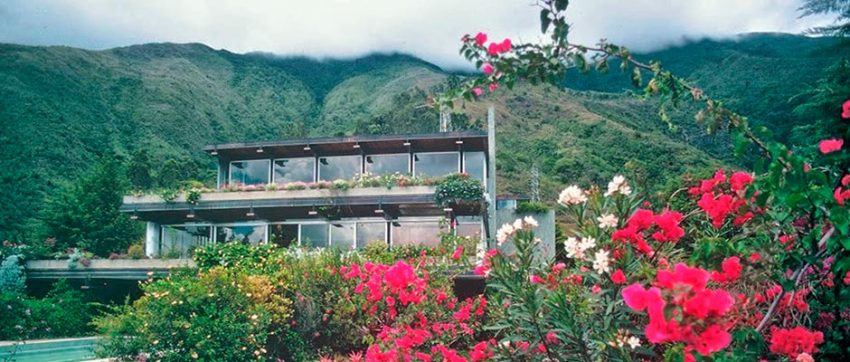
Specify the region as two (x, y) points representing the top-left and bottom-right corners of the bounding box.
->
(799, 0), (850, 36)
(41, 157), (142, 255)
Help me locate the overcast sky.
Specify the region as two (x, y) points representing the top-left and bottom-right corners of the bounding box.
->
(0, 0), (835, 69)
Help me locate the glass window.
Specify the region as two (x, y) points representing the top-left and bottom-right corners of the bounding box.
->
(160, 224), (212, 258)
(357, 222), (387, 248)
(318, 155), (361, 181)
(216, 224), (266, 245)
(229, 160), (270, 185)
(391, 221), (442, 247)
(330, 223), (355, 250)
(365, 154), (409, 176)
(274, 158), (315, 184)
(456, 222), (483, 239)
(270, 224), (299, 248)
(300, 224), (328, 248)
(496, 199), (517, 210)
(414, 152), (459, 178)
(463, 152), (486, 186)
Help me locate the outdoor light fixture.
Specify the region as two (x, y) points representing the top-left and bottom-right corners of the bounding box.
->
(308, 208), (318, 216)
(303, 145), (312, 151)
(374, 207), (384, 214)
(455, 139), (464, 145)
(443, 207), (454, 213)
(256, 147), (264, 153)
(210, 148), (218, 156)
(403, 140), (411, 146)
(353, 143), (361, 149)
(186, 208), (196, 219)
(130, 209), (139, 220)
(246, 205), (255, 218)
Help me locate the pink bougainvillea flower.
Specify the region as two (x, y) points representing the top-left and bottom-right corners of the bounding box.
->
(529, 274), (544, 284)
(474, 32), (487, 46)
(843, 99), (850, 119)
(748, 252), (761, 263)
(729, 171), (754, 192)
(482, 63), (494, 75)
(591, 284), (602, 294)
(819, 138), (843, 154)
(472, 87), (483, 97)
(711, 256), (742, 283)
(611, 269), (627, 285)
(488, 82), (499, 93)
(451, 246), (463, 261)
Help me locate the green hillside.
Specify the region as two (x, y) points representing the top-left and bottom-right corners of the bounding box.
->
(0, 34), (845, 240)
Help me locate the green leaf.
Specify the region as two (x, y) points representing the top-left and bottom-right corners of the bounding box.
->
(631, 67), (642, 87)
(555, 0), (569, 11)
(540, 9), (551, 34)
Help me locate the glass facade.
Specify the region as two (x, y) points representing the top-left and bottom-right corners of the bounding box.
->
(269, 224), (298, 247)
(160, 224), (212, 258)
(319, 155), (361, 181)
(329, 223), (356, 250)
(414, 152), (459, 178)
(356, 222), (386, 248)
(274, 158), (315, 184)
(300, 224), (328, 248)
(391, 221), (443, 247)
(215, 224), (266, 245)
(463, 152), (486, 186)
(229, 160), (270, 185)
(365, 154), (409, 176)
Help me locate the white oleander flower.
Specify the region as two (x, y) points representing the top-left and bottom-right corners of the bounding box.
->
(496, 223), (515, 246)
(563, 237), (581, 259)
(523, 216), (539, 228)
(626, 336), (641, 349)
(597, 214), (618, 229)
(558, 185), (588, 205)
(604, 175), (633, 197)
(592, 249), (611, 274)
(513, 218), (524, 230)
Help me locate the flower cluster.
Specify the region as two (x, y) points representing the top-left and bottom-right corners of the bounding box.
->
(558, 185), (587, 205)
(689, 170), (756, 228)
(768, 326), (824, 359)
(495, 216), (538, 246)
(604, 175), (632, 197)
(622, 263), (736, 359)
(611, 208), (684, 255)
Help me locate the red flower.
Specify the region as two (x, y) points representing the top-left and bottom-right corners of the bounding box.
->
(482, 63), (494, 75)
(591, 284), (602, 294)
(474, 32), (487, 46)
(819, 138), (843, 154)
(711, 256), (742, 283)
(769, 326), (824, 358)
(529, 274), (544, 284)
(691, 324), (732, 356)
(842, 99), (850, 119)
(748, 252), (761, 263)
(451, 246), (463, 261)
(611, 269), (627, 285)
(486, 38), (513, 55)
(729, 171), (753, 192)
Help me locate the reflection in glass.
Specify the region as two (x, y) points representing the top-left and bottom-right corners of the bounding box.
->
(229, 160), (270, 185)
(274, 158), (315, 184)
(319, 155), (361, 181)
(463, 152), (486, 186)
(330, 223), (355, 250)
(160, 224), (212, 258)
(356, 222), (386, 248)
(456, 222), (483, 239)
(215, 224), (266, 245)
(391, 221), (442, 247)
(300, 224), (328, 248)
(270, 224), (299, 247)
(365, 154), (409, 176)
(414, 153), (459, 178)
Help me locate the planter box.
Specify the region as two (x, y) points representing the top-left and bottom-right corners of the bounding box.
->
(25, 259), (196, 280)
(124, 186), (437, 205)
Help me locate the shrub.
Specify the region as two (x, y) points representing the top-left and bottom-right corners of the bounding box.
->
(0, 280), (93, 340)
(434, 173), (484, 207)
(127, 243), (145, 259)
(515, 200), (551, 214)
(95, 268), (292, 362)
(0, 255), (25, 293)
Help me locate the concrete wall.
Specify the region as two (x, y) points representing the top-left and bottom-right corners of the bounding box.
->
(494, 209), (556, 263)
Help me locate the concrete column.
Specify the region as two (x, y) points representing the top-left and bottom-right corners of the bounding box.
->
(486, 106), (497, 249)
(145, 222), (161, 258)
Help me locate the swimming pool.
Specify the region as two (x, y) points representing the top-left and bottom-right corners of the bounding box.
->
(0, 337), (98, 362)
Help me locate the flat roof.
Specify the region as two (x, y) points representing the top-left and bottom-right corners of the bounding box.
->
(204, 131), (488, 159)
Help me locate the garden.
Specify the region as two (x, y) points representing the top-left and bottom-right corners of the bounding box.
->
(3, 0), (850, 361)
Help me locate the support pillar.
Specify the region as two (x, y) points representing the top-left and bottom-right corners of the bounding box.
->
(145, 222), (160, 258)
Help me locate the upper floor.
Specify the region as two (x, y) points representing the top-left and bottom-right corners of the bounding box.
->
(208, 131), (489, 190)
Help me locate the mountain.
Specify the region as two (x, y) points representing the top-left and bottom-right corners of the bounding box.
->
(0, 33), (846, 239)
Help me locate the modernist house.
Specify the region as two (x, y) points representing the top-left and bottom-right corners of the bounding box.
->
(121, 131), (498, 258)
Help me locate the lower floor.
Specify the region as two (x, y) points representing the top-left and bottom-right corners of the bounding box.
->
(145, 216), (484, 258)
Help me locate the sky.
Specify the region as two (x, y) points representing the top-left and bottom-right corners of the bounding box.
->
(0, 0), (836, 69)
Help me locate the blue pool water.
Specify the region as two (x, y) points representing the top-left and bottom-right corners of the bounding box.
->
(0, 337), (98, 362)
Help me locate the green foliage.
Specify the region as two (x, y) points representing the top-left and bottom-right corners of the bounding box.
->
(0, 280), (93, 340)
(435, 173), (484, 207)
(127, 243), (145, 259)
(95, 268), (292, 362)
(516, 200), (551, 214)
(0, 255), (25, 293)
(40, 158), (143, 256)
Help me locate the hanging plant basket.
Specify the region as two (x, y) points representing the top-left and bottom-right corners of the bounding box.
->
(435, 173), (484, 208)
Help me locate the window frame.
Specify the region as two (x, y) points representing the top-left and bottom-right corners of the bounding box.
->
(317, 155), (363, 181)
(364, 153), (411, 176)
(228, 159), (272, 185)
(412, 151), (460, 178)
(272, 157), (317, 184)
(213, 222), (269, 245)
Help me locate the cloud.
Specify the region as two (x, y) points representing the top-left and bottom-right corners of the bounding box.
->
(0, 0), (835, 69)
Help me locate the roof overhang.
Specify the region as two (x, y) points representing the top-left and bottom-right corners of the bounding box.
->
(204, 131), (487, 160)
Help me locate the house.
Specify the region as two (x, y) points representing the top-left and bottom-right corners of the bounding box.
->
(121, 130), (495, 258)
